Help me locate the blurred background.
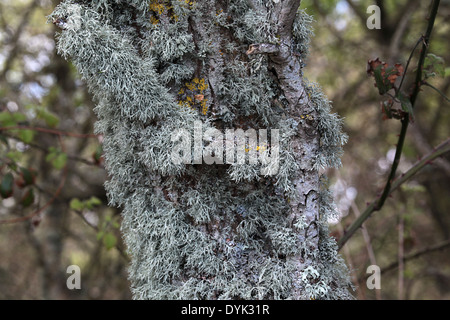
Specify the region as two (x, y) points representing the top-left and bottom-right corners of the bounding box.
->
(0, 0), (449, 300)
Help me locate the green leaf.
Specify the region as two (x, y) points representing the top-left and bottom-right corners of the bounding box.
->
(45, 147), (57, 161)
(19, 167), (36, 186)
(70, 198), (84, 211)
(424, 53), (445, 78)
(102, 232), (117, 250)
(374, 66), (388, 95)
(18, 129), (35, 144)
(38, 109), (60, 128)
(21, 188), (34, 207)
(445, 67), (450, 78)
(1, 172), (14, 198)
(384, 66), (396, 77)
(96, 230), (105, 241)
(6, 151), (21, 162)
(93, 145), (103, 164)
(424, 71), (436, 79)
(90, 196), (102, 205)
(0, 112), (15, 127)
(0, 112), (27, 128)
(0, 134), (8, 146)
(398, 92), (414, 122)
(12, 113), (27, 123)
(85, 196), (102, 209)
(46, 148), (67, 169)
(53, 152), (67, 169)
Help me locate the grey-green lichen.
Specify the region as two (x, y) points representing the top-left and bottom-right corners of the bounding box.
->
(49, 0), (353, 300)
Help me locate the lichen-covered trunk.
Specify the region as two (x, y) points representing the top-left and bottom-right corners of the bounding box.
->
(50, 0), (352, 299)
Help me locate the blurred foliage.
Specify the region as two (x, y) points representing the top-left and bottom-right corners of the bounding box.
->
(0, 0), (129, 299)
(0, 0), (449, 299)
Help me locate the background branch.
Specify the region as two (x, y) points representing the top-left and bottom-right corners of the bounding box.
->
(338, 136), (450, 249)
(337, 0), (441, 250)
(0, 0), (39, 80)
(358, 239), (450, 283)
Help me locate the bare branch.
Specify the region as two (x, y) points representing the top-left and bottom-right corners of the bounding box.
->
(276, 0), (301, 37)
(337, 0), (441, 249)
(0, 125), (99, 139)
(360, 239), (450, 280)
(338, 136), (450, 249)
(0, 164), (68, 225)
(0, 0), (39, 80)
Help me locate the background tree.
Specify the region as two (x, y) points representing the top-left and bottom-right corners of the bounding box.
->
(0, 0), (449, 300)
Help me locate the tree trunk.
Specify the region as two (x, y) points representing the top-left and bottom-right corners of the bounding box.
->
(49, 0), (352, 299)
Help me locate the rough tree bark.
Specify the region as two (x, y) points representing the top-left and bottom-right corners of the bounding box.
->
(49, 0), (352, 299)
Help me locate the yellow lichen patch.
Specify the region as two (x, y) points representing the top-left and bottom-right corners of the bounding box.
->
(184, 0), (195, 8)
(150, 15), (159, 25)
(149, 1), (166, 15)
(256, 145), (267, 152)
(300, 114), (314, 121)
(197, 78), (208, 92)
(200, 99), (208, 115)
(244, 143), (268, 153)
(177, 77), (209, 115)
(178, 100), (193, 109)
(149, 0), (182, 25)
(185, 81), (196, 91)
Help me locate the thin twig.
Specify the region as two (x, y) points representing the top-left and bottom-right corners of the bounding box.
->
(389, 0), (420, 59)
(411, 125), (450, 176)
(1, 132), (100, 166)
(0, 125), (99, 139)
(0, 0), (39, 80)
(338, 136), (450, 249)
(351, 201), (382, 300)
(0, 135), (70, 225)
(390, 137), (450, 192)
(397, 37), (423, 92)
(423, 82), (450, 102)
(398, 213), (405, 300)
(358, 239), (450, 281)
